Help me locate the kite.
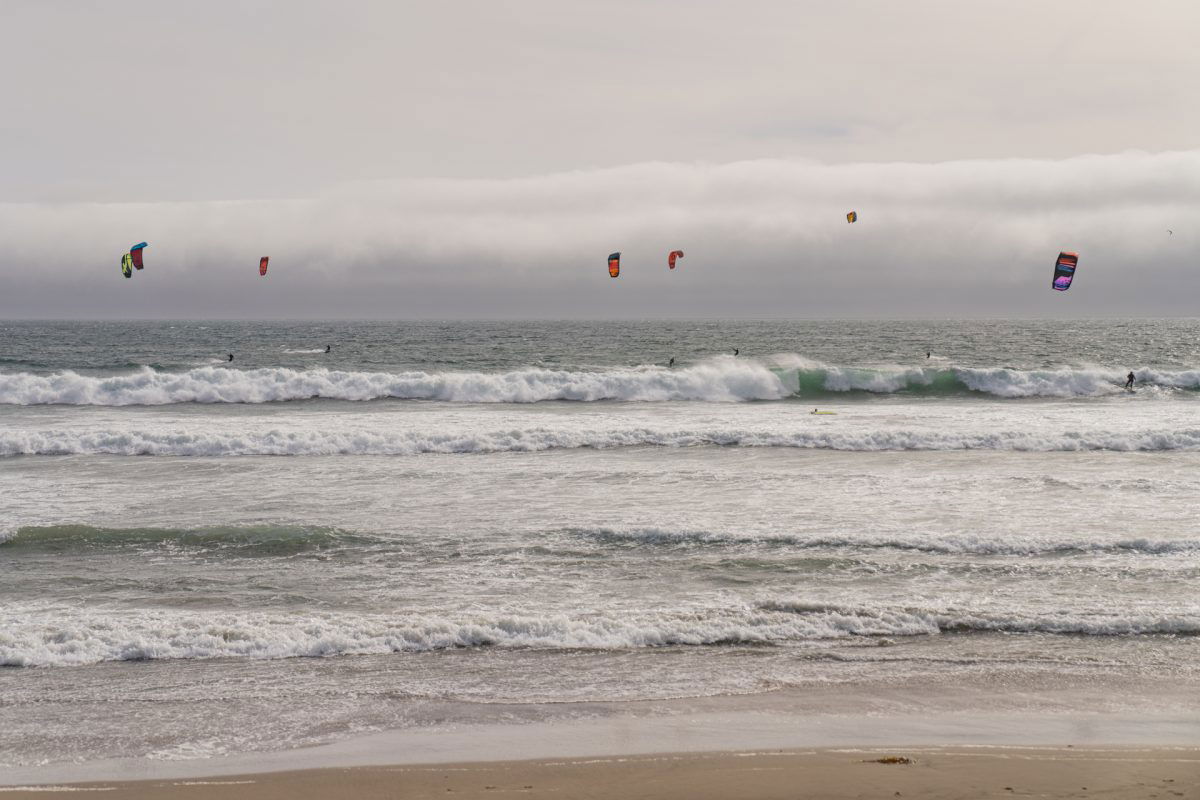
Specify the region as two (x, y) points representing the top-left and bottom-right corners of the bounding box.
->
(668, 250), (684, 270)
(1052, 251), (1078, 291)
(130, 242), (148, 270)
(120, 252), (133, 279)
(259, 256), (269, 276)
(846, 211), (857, 223)
(608, 252), (621, 278)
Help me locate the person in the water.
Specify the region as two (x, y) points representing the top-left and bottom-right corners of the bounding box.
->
(325, 345), (331, 353)
(1125, 371), (1135, 389)
(227, 353), (234, 362)
(669, 357), (675, 367)
(733, 348), (739, 356)
(926, 351), (931, 359)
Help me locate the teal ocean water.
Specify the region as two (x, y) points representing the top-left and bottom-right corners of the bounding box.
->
(2, 320), (1198, 769)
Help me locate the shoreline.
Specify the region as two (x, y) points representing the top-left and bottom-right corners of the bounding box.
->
(5, 708), (1199, 788)
(2, 746), (1198, 799)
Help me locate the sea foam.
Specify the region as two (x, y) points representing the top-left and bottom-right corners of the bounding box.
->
(4, 425), (1200, 456)
(4, 603), (1196, 667)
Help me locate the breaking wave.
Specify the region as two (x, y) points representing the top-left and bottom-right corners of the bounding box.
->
(0, 362), (787, 405)
(790, 361), (1200, 398)
(5, 425), (1200, 456)
(3, 359), (1200, 405)
(5, 603), (1196, 667)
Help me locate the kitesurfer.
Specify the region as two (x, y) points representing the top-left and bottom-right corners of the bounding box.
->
(228, 353), (234, 362)
(1125, 371), (1135, 389)
(669, 357), (675, 367)
(734, 348), (739, 356)
(926, 351), (931, 359)
(325, 345), (331, 353)
(1052, 252), (1079, 291)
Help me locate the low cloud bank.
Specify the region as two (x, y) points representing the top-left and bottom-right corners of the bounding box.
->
(2, 150), (1197, 317)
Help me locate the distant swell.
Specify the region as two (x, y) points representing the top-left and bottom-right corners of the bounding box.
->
(574, 527), (1200, 556)
(4, 603), (1196, 667)
(5, 426), (1200, 456)
(3, 359), (1200, 405)
(0, 524), (364, 554)
(4, 524), (1194, 558)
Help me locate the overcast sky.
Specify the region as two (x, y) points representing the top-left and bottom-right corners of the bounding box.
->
(2, 0), (1197, 318)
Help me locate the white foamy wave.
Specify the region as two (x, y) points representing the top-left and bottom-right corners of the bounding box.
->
(812, 364), (1200, 397)
(577, 527), (1200, 556)
(777, 357), (1200, 398)
(5, 603), (1195, 667)
(0, 788), (116, 793)
(0, 360), (787, 405)
(5, 425), (1200, 456)
(950, 366), (1188, 398)
(0, 608), (881, 666)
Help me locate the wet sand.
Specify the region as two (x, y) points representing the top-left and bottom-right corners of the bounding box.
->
(4, 747), (1198, 800)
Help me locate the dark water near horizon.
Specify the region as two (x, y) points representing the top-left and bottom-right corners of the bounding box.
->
(5, 318), (1200, 376)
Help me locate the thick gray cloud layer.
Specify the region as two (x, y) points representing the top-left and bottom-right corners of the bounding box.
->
(3, 151), (1197, 318)
(1, 1), (1197, 317)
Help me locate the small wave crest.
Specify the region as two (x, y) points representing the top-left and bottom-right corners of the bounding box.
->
(574, 527), (1200, 556)
(757, 600), (1200, 637)
(0, 524), (367, 555)
(5, 425), (1200, 456)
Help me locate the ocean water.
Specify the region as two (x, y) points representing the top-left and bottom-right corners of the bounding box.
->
(2, 319), (1199, 769)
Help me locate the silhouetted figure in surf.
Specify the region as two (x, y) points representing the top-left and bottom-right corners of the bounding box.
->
(926, 351), (931, 359)
(1125, 371), (1135, 389)
(733, 348), (739, 356)
(227, 353), (234, 362)
(669, 357), (675, 367)
(325, 345), (331, 353)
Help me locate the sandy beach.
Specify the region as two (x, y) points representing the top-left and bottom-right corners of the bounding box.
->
(3, 747), (1197, 800)
(8, 0), (1200, 795)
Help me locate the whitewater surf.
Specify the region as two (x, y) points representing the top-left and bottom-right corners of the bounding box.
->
(2, 319), (1198, 772)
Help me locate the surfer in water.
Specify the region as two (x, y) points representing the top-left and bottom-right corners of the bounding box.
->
(227, 353), (234, 362)
(325, 345), (331, 353)
(733, 348), (739, 356)
(669, 357), (675, 367)
(926, 351), (931, 359)
(1125, 371), (1135, 389)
